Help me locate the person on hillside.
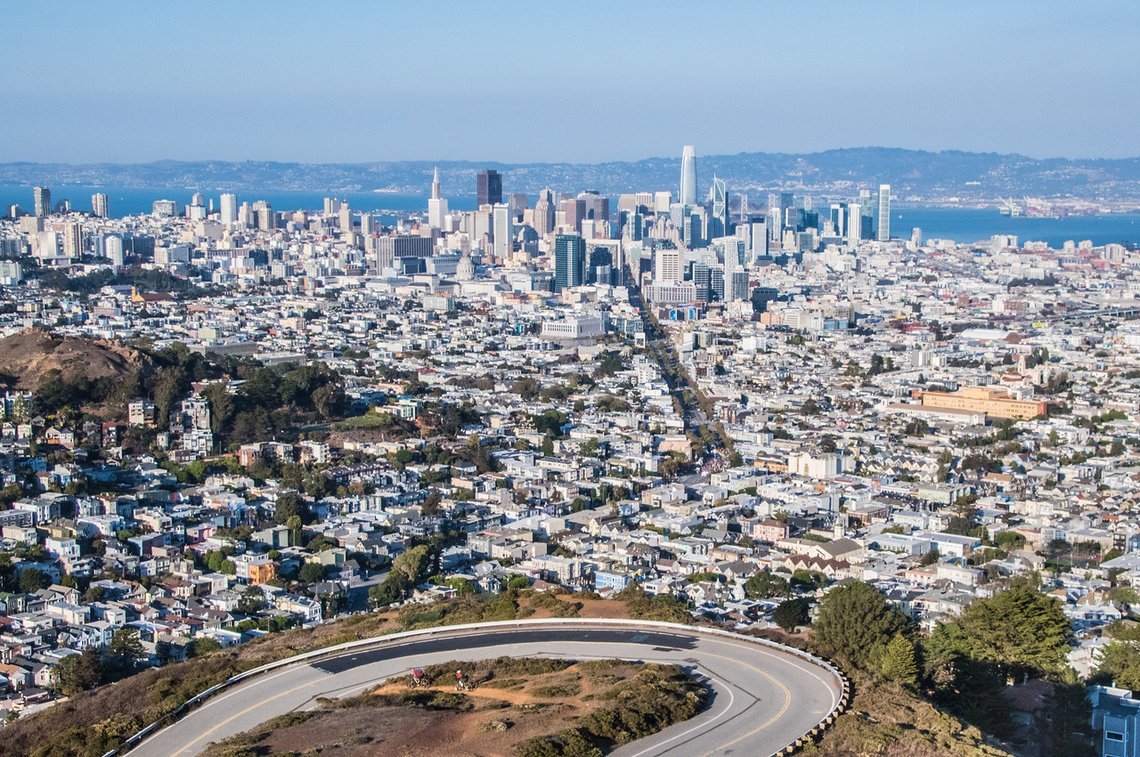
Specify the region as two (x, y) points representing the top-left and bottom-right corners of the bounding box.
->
(454, 669), (468, 690)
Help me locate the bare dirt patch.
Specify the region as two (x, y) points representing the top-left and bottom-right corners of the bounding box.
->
(202, 658), (706, 757)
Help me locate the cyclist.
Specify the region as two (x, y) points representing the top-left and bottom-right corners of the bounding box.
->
(454, 668), (468, 690)
(410, 667), (425, 687)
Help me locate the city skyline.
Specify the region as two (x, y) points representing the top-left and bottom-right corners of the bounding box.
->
(4, 1), (1139, 164)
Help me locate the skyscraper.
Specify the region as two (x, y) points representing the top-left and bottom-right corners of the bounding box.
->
(220, 193), (238, 225)
(477, 169), (502, 207)
(91, 192), (108, 218)
(655, 249), (682, 283)
(877, 184), (891, 241)
(428, 167), (449, 229)
(680, 146), (697, 205)
(708, 176), (728, 238)
(33, 186), (51, 217)
(492, 203), (511, 260)
(534, 189), (555, 237)
(62, 222), (83, 258)
(553, 234), (586, 292)
(105, 235), (124, 267)
(847, 202), (861, 249)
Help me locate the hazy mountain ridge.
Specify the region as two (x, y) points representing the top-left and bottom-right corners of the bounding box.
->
(2, 148), (1139, 201)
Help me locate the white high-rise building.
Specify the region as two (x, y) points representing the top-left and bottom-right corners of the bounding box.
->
(62, 222), (84, 258)
(655, 249), (682, 283)
(428, 167), (449, 229)
(680, 145), (697, 206)
(35, 231), (61, 261)
(877, 184), (891, 242)
(847, 203), (861, 250)
(91, 193), (108, 218)
(492, 203), (511, 260)
(220, 193), (237, 224)
(105, 235), (124, 267)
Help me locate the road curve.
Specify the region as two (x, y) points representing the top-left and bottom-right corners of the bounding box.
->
(127, 619), (843, 757)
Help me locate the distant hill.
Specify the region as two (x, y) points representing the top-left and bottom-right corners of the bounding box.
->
(0, 329), (145, 390)
(2, 147), (1139, 201)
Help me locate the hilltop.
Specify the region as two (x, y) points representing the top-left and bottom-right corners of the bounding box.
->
(2, 591), (1009, 757)
(0, 329), (146, 390)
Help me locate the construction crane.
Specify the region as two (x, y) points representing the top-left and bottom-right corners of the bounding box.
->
(998, 197), (1021, 217)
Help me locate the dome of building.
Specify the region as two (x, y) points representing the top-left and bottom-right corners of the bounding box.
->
(456, 253), (475, 281)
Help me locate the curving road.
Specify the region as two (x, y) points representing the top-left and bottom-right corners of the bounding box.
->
(128, 620), (842, 757)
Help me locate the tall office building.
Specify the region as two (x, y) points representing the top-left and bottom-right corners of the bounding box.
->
(708, 176), (728, 238)
(252, 200), (275, 230)
(877, 184), (891, 241)
(559, 198), (585, 233)
(655, 249), (682, 283)
(477, 169), (502, 207)
(33, 186), (51, 217)
(187, 192), (206, 221)
(428, 167), (449, 229)
(91, 192), (108, 218)
(553, 233), (586, 292)
(220, 193), (238, 224)
(679, 145), (697, 205)
(534, 189), (555, 237)
(492, 203), (511, 260)
(846, 202), (861, 249)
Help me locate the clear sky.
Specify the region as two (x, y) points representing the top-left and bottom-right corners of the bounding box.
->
(4, 0), (1138, 163)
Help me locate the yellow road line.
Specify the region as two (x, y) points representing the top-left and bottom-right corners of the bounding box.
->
(170, 676), (318, 756)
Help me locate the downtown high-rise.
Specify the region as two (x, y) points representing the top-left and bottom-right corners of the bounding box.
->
(553, 233), (586, 292)
(477, 169), (502, 207)
(877, 184), (891, 241)
(33, 186), (51, 217)
(679, 146), (697, 205)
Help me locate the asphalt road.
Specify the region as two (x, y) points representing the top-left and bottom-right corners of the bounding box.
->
(130, 623), (841, 757)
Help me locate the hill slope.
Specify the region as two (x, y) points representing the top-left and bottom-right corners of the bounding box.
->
(0, 329), (145, 390)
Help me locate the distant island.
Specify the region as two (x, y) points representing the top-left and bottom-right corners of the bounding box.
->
(2, 147), (1139, 205)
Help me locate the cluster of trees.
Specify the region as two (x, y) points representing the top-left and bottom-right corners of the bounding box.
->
(203, 361), (345, 448)
(33, 340), (348, 454)
(810, 580), (1089, 748)
(52, 628), (146, 696)
(368, 544), (435, 607)
(34, 266), (198, 297)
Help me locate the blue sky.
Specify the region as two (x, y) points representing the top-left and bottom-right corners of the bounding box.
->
(4, 0), (1138, 163)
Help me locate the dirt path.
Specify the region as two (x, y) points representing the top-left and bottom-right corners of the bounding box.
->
(371, 683), (542, 706)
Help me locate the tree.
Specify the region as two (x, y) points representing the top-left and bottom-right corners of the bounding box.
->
(812, 582), (912, 671)
(953, 584), (1071, 680)
(106, 628), (144, 679)
(392, 545), (432, 585)
(880, 634), (919, 687)
(312, 382), (345, 419)
(744, 571), (790, 599)
(189, 637), (222, 658)
(236, 586), (268, 615)
(447, 577), (476, 596)
(274, 492), (304, 526)
(1097, 640), (1140, 689)
(299, 562), (327, 584)
(53, 648), (104, 695)
(18, 567), (48, 593)
(773, 598), (811, 632)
